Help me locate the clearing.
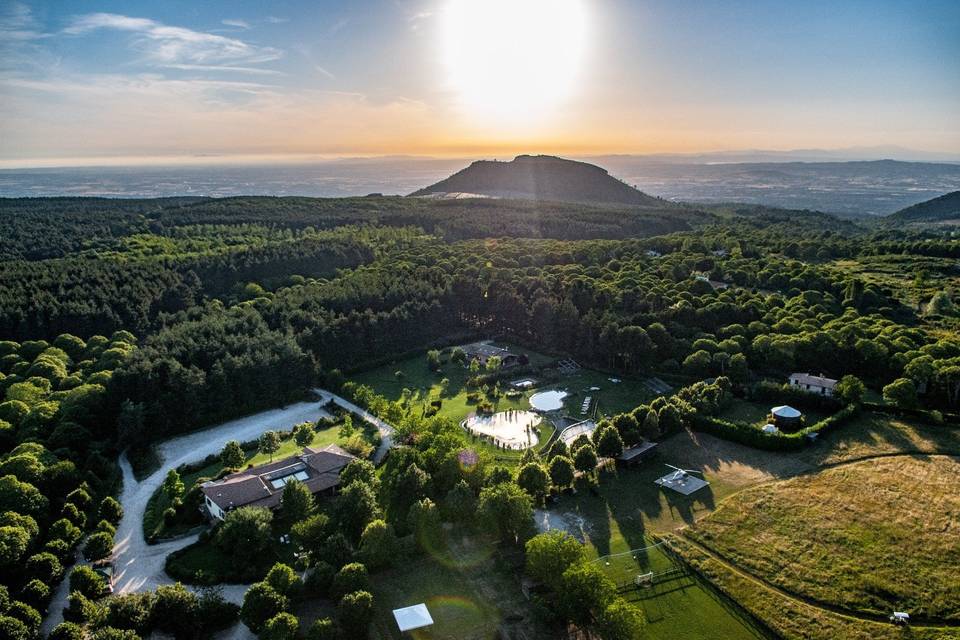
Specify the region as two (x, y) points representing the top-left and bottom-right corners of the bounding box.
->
(684, 455), (960, 621)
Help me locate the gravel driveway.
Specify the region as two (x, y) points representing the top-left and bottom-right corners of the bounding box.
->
(42, 394), (336, 638)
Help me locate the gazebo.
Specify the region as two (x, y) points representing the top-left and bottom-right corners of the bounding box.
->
(393, 603), (434, 635)
(771, 405), (802, 430)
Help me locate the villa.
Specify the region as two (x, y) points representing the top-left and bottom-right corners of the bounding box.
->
(789, 372), (838, 396)
(461, 341), (523, 368)
(200, 444), (355, 521)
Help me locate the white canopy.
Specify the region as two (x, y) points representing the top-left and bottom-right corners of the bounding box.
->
(393, 603), (434, 632)
(762, 423), (779, 434)
(771, 405), (802, 419)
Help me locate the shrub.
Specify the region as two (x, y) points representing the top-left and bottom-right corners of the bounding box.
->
(98, 497), (123, 525)
(104, 592), (154, 635)
(26, 552), (63, 584)
(20, 579), (50, 609)
(307, 617), (339, 640)
(358, 519), (398, 569)
(338, 591), (374, 637)
(332, 563), (369, 600)
(69, 566), (109, 599)
(196, 586), (240, 635)
(304, 561), (335, 598)
(47, 622), (85, 640)
(83, 531), (114, 562)
(261, 612), (299, 640)
(151, 582), (199, 639)
(240, 582), (288, 633)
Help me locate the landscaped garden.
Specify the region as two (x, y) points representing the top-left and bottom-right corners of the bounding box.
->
(350, 342), (654, 428)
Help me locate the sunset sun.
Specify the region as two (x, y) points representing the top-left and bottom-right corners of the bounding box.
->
(441, 0), (588, 123)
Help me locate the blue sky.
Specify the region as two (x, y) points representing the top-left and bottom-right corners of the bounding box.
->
(0, 0), (957, 166)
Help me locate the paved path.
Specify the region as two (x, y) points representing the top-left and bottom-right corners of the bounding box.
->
(42, 395), (336, 638)
(314, 388), (396, 464)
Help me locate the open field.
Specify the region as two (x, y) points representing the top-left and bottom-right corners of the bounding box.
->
(538, 429), (812, 554)
(828, 254), (960, 308)
(589, 540), (771, 640)
(369, 536), (557, 640)
(685, 455), (960, 621)
(799, 411), (960, 466)
(665, 534), (959, 640)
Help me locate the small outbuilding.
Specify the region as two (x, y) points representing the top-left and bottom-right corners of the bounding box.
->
(761, 423), (779, 434)
(771, 405), (802, 430)
(617, 441), (659, 466)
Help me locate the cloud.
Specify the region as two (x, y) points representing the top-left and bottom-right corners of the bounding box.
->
(64, 13), (282, 68)
(265, 16), (289, 24)
(0, 1), (45, 41)
(221, 19), (250, 30)
(315, 65), (336, 80)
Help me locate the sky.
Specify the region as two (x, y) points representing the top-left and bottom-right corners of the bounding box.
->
(0, 0), (958, 167)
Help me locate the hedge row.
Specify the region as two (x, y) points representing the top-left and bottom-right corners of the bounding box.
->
(863, 402), (960, 427)
(692, 403), (860, 451)
(748, 381), (843, 413)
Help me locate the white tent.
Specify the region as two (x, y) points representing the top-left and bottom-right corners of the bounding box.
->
(393, 603), (434, 633)
(771, 405), (802, 419)
(762, 423), (779, 434)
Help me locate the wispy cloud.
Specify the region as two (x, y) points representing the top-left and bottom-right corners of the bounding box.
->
(315, 65), (336, 80)
(221, 19), (250, 30)
(265, 16), (289, 24)
(0, 1), (46, 41)
(64, 13), (282, 69)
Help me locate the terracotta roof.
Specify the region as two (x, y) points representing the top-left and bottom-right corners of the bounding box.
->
(202, 443), (355, 513)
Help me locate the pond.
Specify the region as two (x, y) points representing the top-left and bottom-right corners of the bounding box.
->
(529, 389), (569, 412)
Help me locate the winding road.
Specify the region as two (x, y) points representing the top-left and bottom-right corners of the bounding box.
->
(41, 389), (396, 638)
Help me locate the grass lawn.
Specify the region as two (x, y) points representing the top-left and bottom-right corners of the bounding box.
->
(593, 538), (771, 640)
(368, 534), (557, 640)
(539, 429), (811, 554)
(351, 343), (652, 427)
(664, 534), (954, 640)
(684, 455), (960, 621)
(143, 422), (349, 540)
(800, 411), (960, 466)
(719, 398), (831, 430)
(165, 533), (297, 585)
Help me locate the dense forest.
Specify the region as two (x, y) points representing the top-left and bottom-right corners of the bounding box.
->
(0, 195), (958, 638)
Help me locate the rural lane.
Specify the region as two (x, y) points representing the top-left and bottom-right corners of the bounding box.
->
(41, 389), (398, 638)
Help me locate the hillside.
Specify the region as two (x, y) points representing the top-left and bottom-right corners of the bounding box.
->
(409, 154), (666, 206)
(885, 191), (960, 224)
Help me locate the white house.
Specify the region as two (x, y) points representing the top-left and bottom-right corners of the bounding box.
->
(789, 372), (838, 396)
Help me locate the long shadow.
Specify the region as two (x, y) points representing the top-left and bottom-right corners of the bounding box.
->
(575, 494), (613, 558)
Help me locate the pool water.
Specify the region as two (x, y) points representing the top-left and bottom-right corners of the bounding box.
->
(529, 389), (568, 411)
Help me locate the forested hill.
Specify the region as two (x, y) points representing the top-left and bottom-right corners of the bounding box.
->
(884, 191), (960, 224)
(409, 155), (665, 206)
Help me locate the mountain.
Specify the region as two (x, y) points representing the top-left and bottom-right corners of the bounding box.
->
(409, 155), (665, 206)
(885, 191), (960, 224)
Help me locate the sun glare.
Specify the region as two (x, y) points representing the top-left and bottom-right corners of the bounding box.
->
(441, 0), (588, 125)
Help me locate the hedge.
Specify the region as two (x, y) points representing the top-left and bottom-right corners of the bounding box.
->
(691, 404), (860, 451)
(863, 402), (960, 426)
(748, 381), (842, 413)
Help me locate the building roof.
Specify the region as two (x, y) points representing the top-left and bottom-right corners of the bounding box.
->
(618, 441), (658, 461)
(393, 603), (433, 632)
(789, 372), (838, 389)
(201, 443), (355, 513)
(462, 341), (515, 359)
(771, 405), (802, 419)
